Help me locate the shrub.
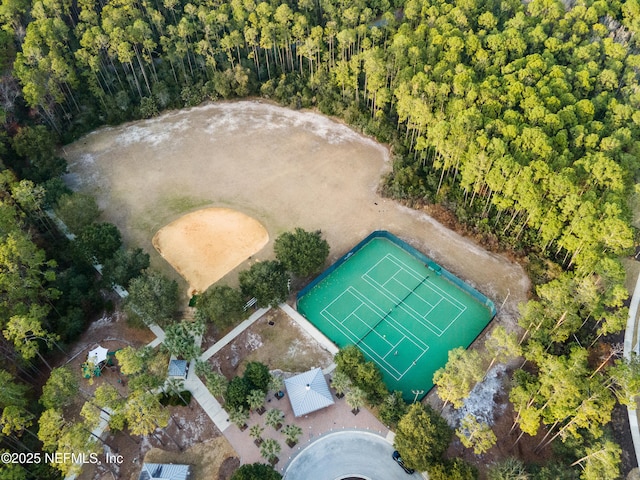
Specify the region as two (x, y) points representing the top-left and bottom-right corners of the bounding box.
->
(196, 284), (246, 328)
(239, 260), (288, 307)
(225, 376), (250, 409)
(243, 361), (271, 393)
(230, 463), (282, 480)
(274, 228), (330, 277)
(428, 459), (478, 480)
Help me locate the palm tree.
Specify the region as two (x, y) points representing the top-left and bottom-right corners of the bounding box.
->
(265, 408), (285, 431)
(269, 373), (285, 399)
(249, 424), (264, 446)
(260, 438), (281, 465)
(247, 389), (266, 414)
(282, 424), (303, 447)
(205, 371), (229, 399)
(331, 371), (351, 399)
(346, 386), (366, 415)
(228, 406), (249, 431)
(487, 458), (530, 480)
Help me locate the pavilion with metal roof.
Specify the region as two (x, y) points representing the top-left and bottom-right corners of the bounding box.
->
(138, 463), (190, 480)
(167, 359), (188, 378)
(284, 368), (335, 417)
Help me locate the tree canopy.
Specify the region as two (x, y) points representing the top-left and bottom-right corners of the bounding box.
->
(274, 228), (329, 277)
(230, 463), (282, 480)
(239, 260), (288, 307)
(0, 0), (638, 475)
(394, 403), (452, 471)
(125, 271), (180, 327)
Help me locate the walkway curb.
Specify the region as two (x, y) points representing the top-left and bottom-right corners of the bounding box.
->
(200, 307), (270, 361)
(624, 272), (640, 468)
(279, 303), (339, 356)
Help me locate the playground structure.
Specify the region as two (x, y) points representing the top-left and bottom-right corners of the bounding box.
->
(81, 345), (119, 379)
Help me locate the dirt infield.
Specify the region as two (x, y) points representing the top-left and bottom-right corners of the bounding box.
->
(152, 207), (268, 294)
(62, 100), (529, 318)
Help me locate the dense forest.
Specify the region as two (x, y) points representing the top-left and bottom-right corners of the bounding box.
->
(1, 0), (640, 477)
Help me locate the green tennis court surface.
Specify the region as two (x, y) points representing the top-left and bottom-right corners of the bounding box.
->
(297, 232), (494, 402)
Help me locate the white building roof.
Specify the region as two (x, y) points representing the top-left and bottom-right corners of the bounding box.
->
(284, 368), (335, 417)
(138, 463), (190, 480)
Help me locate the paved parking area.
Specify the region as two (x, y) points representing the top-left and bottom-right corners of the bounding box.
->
(283, 431), (423, 479)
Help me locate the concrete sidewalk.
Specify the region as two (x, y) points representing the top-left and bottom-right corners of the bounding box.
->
(180, 306), (269, 432)
(624, 272), (640, 468)
(200, 307), (270, 361)
(279, 303), (338, 356)
(183, 372), (231, 432)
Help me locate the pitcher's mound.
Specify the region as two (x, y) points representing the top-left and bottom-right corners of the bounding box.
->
(152, 208), (268, 293)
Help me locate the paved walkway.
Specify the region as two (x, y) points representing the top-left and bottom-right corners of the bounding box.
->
(624, 272), (640, 468)
(200, 307), (269, 361)
(279, 303), (339, 356)
(179, 306), (269, 432)
(66, 284), (388, 479)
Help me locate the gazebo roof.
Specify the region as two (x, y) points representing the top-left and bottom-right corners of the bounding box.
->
(168, 359), (188, 377)
(284, 368), (334, 417)
(138, 463), (190, 480)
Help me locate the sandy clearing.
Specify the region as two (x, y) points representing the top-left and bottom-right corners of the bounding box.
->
(152, 207), (269, 294)
(62, 100), (529, 318)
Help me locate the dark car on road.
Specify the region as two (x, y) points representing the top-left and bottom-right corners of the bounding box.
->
(392, 450), (415, 474)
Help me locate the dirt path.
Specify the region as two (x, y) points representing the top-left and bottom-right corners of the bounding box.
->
(62, 100), (529, 318)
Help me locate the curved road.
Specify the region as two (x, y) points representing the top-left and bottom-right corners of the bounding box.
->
(284, 431), (423, 480)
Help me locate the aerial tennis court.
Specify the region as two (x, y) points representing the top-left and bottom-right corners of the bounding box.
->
(297, 231), (495, 402)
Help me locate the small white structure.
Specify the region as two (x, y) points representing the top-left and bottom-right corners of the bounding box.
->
(138, 463), (190, 480)
(284, 367), (335, 417)
(168, 359), (188, 379)
(87, 346), (109, 365)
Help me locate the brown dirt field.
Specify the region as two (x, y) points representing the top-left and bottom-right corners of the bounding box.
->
(209, 308), (334, 379)
(62, 100), (529, 323)
(152, 207), (269, 294)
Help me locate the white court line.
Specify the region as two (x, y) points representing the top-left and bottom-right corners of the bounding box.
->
(320, 287), (429, 381)
(348, 287), (429, 350)
(382, 337), (404, 360)
(362, 254), (467, 336)
(363, 277), (450, 337)
(382, 253), (468, 311)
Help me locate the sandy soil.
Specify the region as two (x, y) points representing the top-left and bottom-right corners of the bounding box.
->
(62, 100), (529, 318)
(141, 437), (237, 480)
(208, 308), (334, 379)
(152, 207), (269, 294)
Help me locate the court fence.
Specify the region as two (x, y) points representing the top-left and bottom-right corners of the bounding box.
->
(297, 230), (496, 317)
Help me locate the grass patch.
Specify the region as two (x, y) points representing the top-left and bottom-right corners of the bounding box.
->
(165, 195), (212, 214)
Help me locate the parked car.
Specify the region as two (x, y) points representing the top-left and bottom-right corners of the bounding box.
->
(392, 450), (415, 474)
